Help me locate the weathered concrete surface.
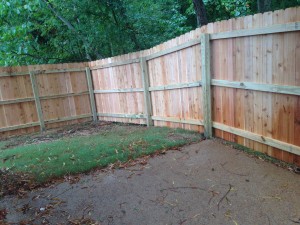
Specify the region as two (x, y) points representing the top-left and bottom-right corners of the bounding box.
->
(1, 140), (300, 225)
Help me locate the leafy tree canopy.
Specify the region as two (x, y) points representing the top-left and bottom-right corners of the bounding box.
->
(0, 0), (299, 66)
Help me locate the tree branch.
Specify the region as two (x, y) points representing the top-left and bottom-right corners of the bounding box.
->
(40, 0), (76, 31)
(40, 0), (99, 60)
(11, 50), (62, 61)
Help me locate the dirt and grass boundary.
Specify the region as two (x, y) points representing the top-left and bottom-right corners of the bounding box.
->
(0, 122), (204, 198)
(1, 122), (299, 200)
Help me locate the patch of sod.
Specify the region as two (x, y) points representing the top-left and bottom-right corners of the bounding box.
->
(0, 125), (202, 183)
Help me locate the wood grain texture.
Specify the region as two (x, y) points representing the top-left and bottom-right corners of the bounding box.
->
(140, 57), (153, 126)
(208, 8), (300, 165)
(210, 21), (300, 40)
(86, 67), (97, 121)
(0, 62), (90, 137)
(213, 122), (300, 156)
(90, 52), (145, 125)
(30, 71), (45, 131)
(201, 34), (212, 137)
(0, 65), (39, 136)
(211, 80), (300, 95)
(147, 26), (204, 132)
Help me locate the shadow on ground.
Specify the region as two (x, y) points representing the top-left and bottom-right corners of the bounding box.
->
(1, 140), (300, 225)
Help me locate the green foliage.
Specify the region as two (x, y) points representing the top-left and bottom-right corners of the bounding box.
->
(0, 0), (191, 66)
(0, 0), (299, 66)
(204, 0), (253, 21)
(124, 0), (191, 50)
(0, 125), (202, 183)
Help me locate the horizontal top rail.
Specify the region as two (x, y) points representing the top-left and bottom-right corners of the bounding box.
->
(210, 21), (300, 40)
(0, 71), (29, 77)
(91, 58), (140, 70)
(33, 68), (85, 74)
(146, 38), (201, 61)
(0, 68), (85, 77)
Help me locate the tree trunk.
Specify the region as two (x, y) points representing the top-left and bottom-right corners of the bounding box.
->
(257, 0), (272, 13)
(192, 0), (208, 27)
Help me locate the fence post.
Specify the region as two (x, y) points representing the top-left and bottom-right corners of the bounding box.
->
(201, 34), (213, 138)
(29, 71), (45, 132)
(140, 57), (153, 126)
(85, 67), (97, 122)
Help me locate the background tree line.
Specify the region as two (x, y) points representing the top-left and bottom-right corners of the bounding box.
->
(0, 0), (299, 66)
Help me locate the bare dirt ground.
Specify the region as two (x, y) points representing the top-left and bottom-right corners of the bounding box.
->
(0, 121), (123, 150)
(1, 140), (300, 225)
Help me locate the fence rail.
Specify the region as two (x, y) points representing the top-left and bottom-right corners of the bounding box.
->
(211, 80), (300, 96)
(149, 81), (202, 91)
(0, 68), (86, 77)
(1, 7), (299, 166)
(94, 88), (144, 94)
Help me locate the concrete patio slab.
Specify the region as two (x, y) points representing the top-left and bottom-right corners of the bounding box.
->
(1, 140), (300, 225)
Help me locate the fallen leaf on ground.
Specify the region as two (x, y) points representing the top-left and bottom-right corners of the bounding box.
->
(68, 217), (100, 225)
(0, 208), (8, 221)
(0, 168), (37, 198)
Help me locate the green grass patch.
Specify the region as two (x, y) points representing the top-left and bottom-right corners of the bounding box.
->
(0, 140), (8, 150)
(0, 125), (202, 183)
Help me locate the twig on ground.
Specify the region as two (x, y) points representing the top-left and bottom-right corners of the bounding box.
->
(208, 190), (219, 205)
(127, 172), (143, 179)
(51, 186), (73, 199)
(217, 184), (232, 210)
(179, 219), (188, 225)
(220, 163), (249, 177)
(290, 218), (300, 224)
(81, 205), (93, 219)
(160, 186), (207, 192)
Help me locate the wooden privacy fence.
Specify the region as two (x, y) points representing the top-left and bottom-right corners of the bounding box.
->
(0, 63), (96, 136)
(1, 8), (300, 165)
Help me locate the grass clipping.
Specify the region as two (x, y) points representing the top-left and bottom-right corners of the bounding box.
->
(0, 168), (37, 198)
